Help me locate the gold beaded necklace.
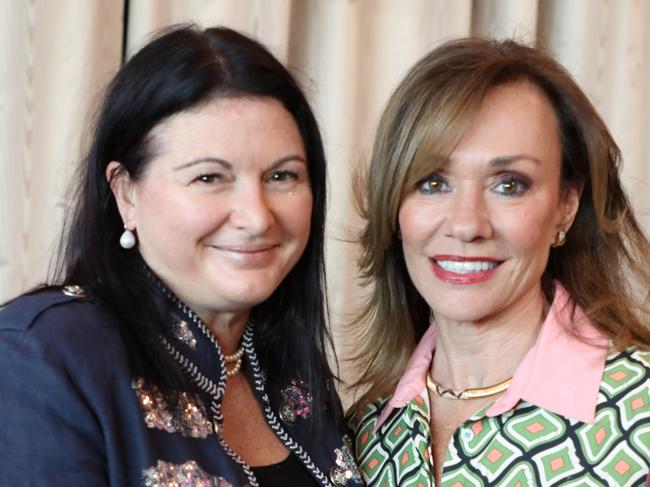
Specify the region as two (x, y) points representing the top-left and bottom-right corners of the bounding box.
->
(223, 346), (244, 378)
(426, 373), (512, 400)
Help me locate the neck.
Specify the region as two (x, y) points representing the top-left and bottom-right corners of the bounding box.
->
(149, 268), (250, 355)
(199, 308), (250, 355)
(431, 286), (548, 390)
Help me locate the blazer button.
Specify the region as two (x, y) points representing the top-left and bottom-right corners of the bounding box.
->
(62, 285), (86, 298)
(330, 466), (351, 486)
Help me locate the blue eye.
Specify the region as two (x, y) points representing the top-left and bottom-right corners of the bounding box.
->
(417, 173), (449, 195)
(494, 176), (529, 196)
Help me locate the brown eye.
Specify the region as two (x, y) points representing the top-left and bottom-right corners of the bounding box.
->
(197, 174), (221, 183)
(495, 175), (529, 196)
(502, 179), (517, 193)
(267, 170), (297, 182)
(417, 173), (448, 195)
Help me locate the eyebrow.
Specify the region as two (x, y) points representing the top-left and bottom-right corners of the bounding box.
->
(174, 157), (231, 171)
(173, 154), (306, 171)
(268, 154), (307, 169)
(489, 154), (541, 166)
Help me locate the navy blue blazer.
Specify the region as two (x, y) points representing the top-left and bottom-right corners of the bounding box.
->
(0, 287), (363, 486)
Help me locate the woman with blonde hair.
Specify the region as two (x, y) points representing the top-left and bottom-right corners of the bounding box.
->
(351, 38), (650, 486)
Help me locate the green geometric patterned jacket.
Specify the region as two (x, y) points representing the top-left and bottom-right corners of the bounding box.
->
(353, 287), (650, 486)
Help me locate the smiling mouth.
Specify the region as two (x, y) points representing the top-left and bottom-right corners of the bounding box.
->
(430, 256), (503, 284)
(208, 243), (280, 267)
(434, 259), (500, 274)
(211, 244), (278, 253)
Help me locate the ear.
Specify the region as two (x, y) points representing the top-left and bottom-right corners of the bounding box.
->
(558, 183), (582, 232)
(106, 161), (137, 229)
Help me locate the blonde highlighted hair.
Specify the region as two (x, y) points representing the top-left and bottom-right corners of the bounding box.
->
(351, 38), (650, 415)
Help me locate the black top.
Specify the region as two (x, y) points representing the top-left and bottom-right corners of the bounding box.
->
(252, 454), (320, 486)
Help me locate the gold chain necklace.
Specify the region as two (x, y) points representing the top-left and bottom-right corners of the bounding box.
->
(426, 373), (512, 400)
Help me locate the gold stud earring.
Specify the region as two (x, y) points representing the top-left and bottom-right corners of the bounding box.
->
(552, 229), (566, 248)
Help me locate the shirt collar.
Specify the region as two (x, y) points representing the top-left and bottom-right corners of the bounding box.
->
(375, 283), (609, 430)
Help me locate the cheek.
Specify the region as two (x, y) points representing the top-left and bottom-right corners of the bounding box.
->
(135, 187), (217, 244)
(398, 198), (438, 247)
(498, 206), (557, 256)
(288, 193), (313, 242)
(296, 193), (314, 243)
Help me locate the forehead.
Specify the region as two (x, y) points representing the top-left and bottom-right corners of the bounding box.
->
(147, 96), (305, 163)
(450, 81), (561, 165)
(403, 80), (562, 194)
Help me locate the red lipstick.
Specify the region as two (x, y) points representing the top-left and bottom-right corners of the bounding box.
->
(430, 255), (501, 285)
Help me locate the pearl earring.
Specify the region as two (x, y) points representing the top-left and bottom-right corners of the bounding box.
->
(119, 226), (137, 249)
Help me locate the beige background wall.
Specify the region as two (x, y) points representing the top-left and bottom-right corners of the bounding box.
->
(3, 1), (650, 374)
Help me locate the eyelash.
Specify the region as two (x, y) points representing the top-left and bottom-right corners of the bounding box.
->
(266, 170), (299, 182)
(493, 174), (530, 196)
(417, 173), (450, 195)
(195, 173), (222, 184)
(416, 172), (530, 196)
(194, 170), (300, 185)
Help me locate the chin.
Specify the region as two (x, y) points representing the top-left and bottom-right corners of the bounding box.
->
(430, 302), (493, 324)
(226, 287), (276, 310)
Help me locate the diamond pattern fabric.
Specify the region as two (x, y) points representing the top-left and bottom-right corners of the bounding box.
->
(353, 349), (650, 486)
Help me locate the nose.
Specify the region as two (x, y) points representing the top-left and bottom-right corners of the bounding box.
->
(229, 186), (274, 236)
(445, 188), (493, 242)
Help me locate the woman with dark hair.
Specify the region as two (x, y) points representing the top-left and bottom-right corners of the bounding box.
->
(0, 25), (361, 487)
(350, 38), (650, 485)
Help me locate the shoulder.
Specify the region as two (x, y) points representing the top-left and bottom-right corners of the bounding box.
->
(349, 395), (391, 434)
(0, 285), (125, 365)
(1, 285), (99, 329)
(0, 287), (129, 484)
(602, 347), (650, 384)
(598, 347), (650, 426)
(1, 285), (113, 330)
(351, 394), (433, 486)
(583, 347), (650, 472)
(350, 395), (393, 459)
(628, 346), (650, 368)
(351, 391), (430, 435)
(600, 347), (650, 398)
(0, 285), (131, 426)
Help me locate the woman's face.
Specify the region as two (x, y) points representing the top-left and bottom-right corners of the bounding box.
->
(398, 82), (579, 325)
(112, 97), (312, 320)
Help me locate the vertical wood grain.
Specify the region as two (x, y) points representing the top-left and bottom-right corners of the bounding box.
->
(539, 0), (650, 230)
(0, 0), (123, 300)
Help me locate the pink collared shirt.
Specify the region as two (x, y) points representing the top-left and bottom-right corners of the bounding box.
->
(375, 283), (610, 430)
